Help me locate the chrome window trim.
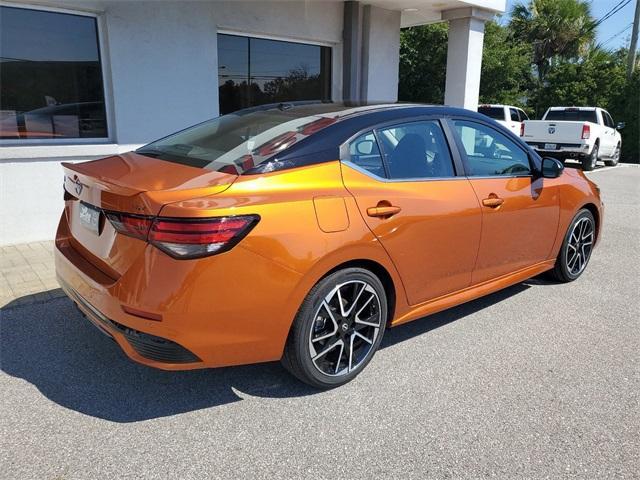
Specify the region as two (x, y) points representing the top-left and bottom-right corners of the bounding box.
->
(341, 161), (470, 183)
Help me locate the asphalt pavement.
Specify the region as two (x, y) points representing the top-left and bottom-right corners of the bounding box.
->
(1, 164), (638, 479)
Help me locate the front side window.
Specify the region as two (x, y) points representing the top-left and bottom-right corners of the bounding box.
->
(453, 120), (531, 177)
(603, 112), (614, 128)
(377, 121), (455, 179)
(0, 6), (107, 140)
(218, 34), (331, 115)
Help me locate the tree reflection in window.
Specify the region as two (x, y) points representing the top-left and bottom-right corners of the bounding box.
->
(218, 34), (331, 115)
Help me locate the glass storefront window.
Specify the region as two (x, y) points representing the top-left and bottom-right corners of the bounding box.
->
(0, 6), (108, 140)
(218, 34), (331, 115)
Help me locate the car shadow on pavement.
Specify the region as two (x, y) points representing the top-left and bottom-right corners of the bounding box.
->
(0, 282), (530, 423)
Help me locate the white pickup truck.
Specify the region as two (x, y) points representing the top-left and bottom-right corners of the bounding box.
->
(522, 107), (624, 171)
(478, 104), (529, 136)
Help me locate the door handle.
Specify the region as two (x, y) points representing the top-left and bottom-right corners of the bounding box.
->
(367, 205), (401, 218)
(482, 196), (504, 208)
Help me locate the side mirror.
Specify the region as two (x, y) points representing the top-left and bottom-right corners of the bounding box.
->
(616, 122), (625, 130)
(355, 140), (374, 155)
(541, 157), (564, 178)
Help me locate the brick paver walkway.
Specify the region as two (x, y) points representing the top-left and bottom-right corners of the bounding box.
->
(0, 241), (64, 309)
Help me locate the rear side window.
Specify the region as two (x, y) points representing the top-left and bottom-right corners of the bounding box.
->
(545, 109), (598, 123)
(377, 121), (455, 179)
(478, 106), (505, 121)
(509, 108), (520, 122)
(348, 132), (386, 178)
(518, 109), (529, 121)
(453, 120), (531, 177)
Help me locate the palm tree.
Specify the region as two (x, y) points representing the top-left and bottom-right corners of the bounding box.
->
(510, 0), (596, 82)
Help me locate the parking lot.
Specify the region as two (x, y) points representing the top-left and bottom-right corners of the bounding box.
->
(1, 165), (638, 479)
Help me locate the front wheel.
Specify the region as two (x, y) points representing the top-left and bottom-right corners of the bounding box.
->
(581, 144), (598, 171)
(549, 209), (596, 282)
(282, 268), (387, 388)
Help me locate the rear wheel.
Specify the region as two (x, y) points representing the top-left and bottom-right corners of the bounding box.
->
(581, 144), (598, 171)
(549, 209), (596, 282)
(605, 143), (620, 166)
(282, 268), (387, 388)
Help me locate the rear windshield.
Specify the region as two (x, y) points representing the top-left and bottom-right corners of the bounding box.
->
(136, 104), (351, 174)
(544, 110), (598, 123)
(478, 106), (505, 120)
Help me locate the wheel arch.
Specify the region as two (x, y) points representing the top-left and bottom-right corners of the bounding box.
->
(321, 259), (397, 325)
(580, 202), (600, 241)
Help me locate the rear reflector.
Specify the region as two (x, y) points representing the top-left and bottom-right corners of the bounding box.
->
(520, 123), (525, 137)
(581, 124), (590, 139)
(106, 211), (259, 259)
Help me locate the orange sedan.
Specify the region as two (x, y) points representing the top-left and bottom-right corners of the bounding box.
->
(55, 103), (603, 388)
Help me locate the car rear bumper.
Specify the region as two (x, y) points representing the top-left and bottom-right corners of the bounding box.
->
(54, 213), (303, 370)
(526, 142), (592, 157)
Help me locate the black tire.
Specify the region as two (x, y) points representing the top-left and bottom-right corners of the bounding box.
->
(282, 267), (387, 388)
(581, 144), (598, 171)
(548, 209), (596, 283)
(604, 143), (620, 166)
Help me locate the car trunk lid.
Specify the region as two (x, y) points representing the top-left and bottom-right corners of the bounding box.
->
(61, 152), (237, 277)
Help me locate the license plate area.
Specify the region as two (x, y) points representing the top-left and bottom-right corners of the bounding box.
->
(79, 202), (101, 234)
(544, 143), (557, 150)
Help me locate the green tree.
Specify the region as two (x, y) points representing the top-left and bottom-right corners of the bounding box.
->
(510, 0), (596, 82)
(399, 21), (533, 108)
(479, 21), (534, 107)
(398, 23), (448, 104)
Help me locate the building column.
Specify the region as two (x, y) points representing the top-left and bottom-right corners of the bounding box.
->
(443, 7), (494, 111)
(342, 1), (401, 103)
(342, 1), (363, 102)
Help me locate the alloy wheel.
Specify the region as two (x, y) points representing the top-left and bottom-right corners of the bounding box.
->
(566, 217), (594, 276)
(308, 280), (382, 377)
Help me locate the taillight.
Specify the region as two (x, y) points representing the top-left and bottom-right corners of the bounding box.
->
(106, 212), (259, 259)
(149, 215), (259, 258)
(105, 212), (152, 240)
(581, 124), (590, 139)
(520, 123), (525, 137)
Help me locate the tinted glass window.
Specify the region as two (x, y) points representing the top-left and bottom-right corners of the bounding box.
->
(509, 108), (520, 122)
(478, 106), (505, 120)
(453, 120), (531, 177)
(377, 121), (455, 179)
(545, 110), (598, 123)
(218, 34), (331, 115)
(519, 109), (529, 121)
(603, 112), (614, 128)
(0, 6), (107, 139)
(137, 104), (349, 174)
(348, 132), (385, 178)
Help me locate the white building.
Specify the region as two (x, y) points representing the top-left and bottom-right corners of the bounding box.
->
(0, 0), (505, 245)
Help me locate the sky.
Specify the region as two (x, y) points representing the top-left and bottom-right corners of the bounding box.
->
(503, 0), (637, 51)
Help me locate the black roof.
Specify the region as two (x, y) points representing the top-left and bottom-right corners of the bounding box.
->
(243, 101), (496, 174)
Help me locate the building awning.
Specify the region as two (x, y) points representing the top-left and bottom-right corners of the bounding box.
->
(329, 0), (506, 27)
